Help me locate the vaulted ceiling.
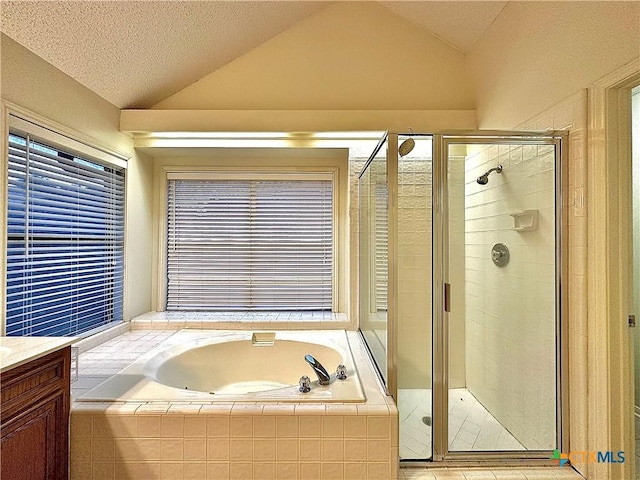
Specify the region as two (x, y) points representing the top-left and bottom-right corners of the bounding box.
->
(0, 1), (507, 109)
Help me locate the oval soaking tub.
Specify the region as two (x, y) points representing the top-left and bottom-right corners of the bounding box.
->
(148, 339), (343, 395)
(80, 330), (366, 403)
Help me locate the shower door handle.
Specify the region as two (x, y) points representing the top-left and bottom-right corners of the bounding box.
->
(444, 283), (451, 313)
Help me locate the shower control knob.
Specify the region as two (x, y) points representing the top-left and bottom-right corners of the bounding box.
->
(491, 243), (510, 267)
(299, 375), (311, 393)
(336, 364), (347, 380)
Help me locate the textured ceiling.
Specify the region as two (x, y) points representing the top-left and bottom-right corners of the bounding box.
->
(1, 1), (507, 109)
(381, 1), (508, 53)
(0, 1), (326, 108)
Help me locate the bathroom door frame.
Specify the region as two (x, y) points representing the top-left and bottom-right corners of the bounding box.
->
(588, 59), (640, 480)
(431, 131), (568, 462)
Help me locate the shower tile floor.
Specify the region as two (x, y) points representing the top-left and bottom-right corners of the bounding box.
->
(399, 388), (525, 459)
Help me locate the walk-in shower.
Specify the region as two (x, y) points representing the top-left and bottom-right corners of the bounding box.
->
(358, 131), (566, 462)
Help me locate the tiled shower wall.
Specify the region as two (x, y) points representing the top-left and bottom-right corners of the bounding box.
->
(397, 156), (432, 389)
(462, 141), (557, 450)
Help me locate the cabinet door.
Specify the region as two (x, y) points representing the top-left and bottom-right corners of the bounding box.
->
(1, 392), (66, 480)
(1, 348), (70, 480)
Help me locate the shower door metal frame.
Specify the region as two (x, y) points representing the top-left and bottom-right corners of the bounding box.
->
(431, 131), (568, 462)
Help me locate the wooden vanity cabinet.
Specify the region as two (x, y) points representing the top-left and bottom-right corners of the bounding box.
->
(1, 347), (71, 480)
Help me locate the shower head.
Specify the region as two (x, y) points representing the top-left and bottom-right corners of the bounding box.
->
(399, 129), (416, 157)
(399, 137), (415, 157)
(476, 164), (503, 185)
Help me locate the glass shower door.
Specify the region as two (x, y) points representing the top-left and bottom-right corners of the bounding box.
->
(435, 134), (564, 459)
(396, 135), (434, 460)
(360, 133), (435, 461)
(359, 136), (389, 385)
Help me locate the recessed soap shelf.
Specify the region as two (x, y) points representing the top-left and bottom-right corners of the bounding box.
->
(509, 209), (538, 231)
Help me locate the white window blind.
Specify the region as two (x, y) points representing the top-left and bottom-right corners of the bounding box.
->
(6, 132), (125, 336)
(375, 182), (388, 311)
(167, 178), (333, 310)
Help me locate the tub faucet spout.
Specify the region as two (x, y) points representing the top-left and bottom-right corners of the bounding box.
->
(304, 354), (331, 385)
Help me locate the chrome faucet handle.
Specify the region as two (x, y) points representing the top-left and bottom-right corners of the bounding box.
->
(336, 364), (347, 380)
(299, 375), (311, 393)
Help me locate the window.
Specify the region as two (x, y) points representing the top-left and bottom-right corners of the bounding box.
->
(166, 177), (333, 310)
(375, 182), (388, 311)
(6, 131), (125, 336)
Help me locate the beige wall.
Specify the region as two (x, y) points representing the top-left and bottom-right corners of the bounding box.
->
(0, 34), (154, 322)
(468, 1), (640, 129)
(154, 2), (474, 111)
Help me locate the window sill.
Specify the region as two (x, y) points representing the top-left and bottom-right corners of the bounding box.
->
(129, 311), (351, 331)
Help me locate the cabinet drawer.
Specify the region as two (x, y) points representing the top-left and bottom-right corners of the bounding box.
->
(1, 348), (70, 424)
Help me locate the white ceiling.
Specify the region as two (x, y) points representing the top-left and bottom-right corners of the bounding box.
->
(381, 1), (507, 53)
(0, 1), (507, 109)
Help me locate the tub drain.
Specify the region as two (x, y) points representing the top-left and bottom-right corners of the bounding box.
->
(422, 416), (432, 427)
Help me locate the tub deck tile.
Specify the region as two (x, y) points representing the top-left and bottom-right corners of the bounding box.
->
(231, 403), (264, 415)
(168, 403), (203, 414)
(137, 403), (171, 414)
(263, 404), (296, 415)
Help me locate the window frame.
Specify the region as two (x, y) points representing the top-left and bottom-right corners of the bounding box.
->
(156, 166), (343, 314)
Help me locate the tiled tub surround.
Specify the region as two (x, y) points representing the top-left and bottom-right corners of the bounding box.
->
(79, 330), (365, 403)
(70, 330), (398, 480)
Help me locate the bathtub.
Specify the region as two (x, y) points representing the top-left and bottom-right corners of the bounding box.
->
(80, 330), (366, 403)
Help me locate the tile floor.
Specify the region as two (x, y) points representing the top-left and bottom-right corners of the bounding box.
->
(400, 465), (584, 479)
(399, 389), (524, 459)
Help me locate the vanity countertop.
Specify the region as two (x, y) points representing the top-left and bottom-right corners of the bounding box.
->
(0, 336), (77, 373)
